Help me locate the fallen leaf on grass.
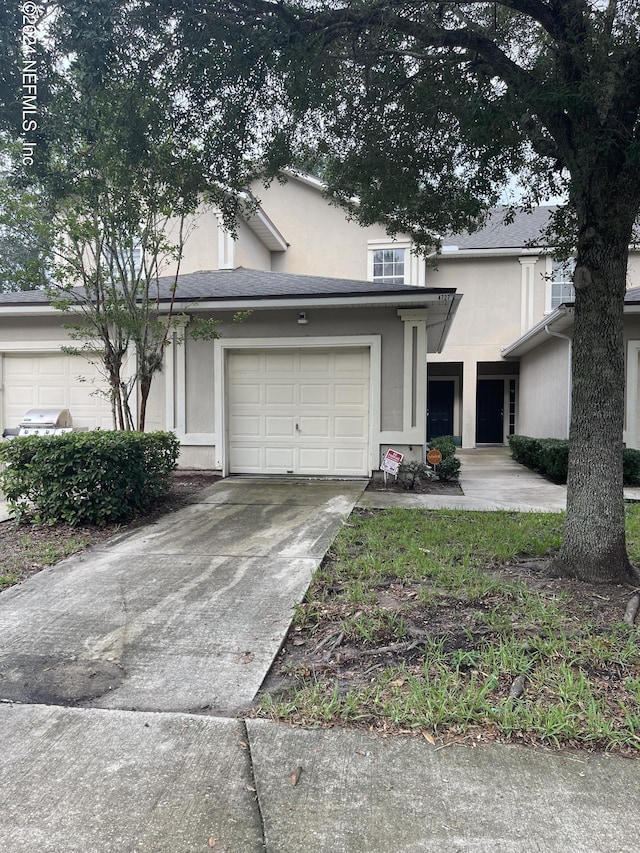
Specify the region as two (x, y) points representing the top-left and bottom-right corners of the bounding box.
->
(422, 732), (436, 745)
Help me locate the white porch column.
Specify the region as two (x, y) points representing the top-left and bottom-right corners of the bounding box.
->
(397, 309), (428, 443)
(519, 256), (538, 335)
(462, 360), (477, 448)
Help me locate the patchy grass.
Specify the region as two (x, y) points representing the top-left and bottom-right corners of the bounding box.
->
(256, 508), (640, 755)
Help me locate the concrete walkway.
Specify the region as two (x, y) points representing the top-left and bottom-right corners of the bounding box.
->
(1, 462), (639, 851)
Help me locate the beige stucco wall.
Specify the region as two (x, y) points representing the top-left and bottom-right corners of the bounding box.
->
(517, 337), (571, 439)
(255, 177), (395, 280)
(161, 208), (221, 277)
(426, 254), (549, 364)
(233, 219), (273, 270)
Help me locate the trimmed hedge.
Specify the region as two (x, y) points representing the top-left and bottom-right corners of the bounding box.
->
(508, 434), (640, 486)
(0, 430), (180, 526)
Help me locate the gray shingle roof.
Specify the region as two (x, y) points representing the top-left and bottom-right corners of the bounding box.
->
(442, 206), (557, 251)
(0, 267), (451, 307)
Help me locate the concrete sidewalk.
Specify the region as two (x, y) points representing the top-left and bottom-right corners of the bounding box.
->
(1, 704), (638, 852)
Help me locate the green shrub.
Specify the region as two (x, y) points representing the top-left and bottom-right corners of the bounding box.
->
(623, 449), (640, 485)
(509, 434), (640, 486)
(507, 435), (541, 469)
(0, 430), (179, 526)
(537, 438), (569, 482)
(427, 435), (461, 480)
(398, 461), (434, 490)
(428, 435), (457, 459)
(433, 453), (461, 481)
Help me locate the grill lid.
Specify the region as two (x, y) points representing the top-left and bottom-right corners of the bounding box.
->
(19, 408), (73, 429)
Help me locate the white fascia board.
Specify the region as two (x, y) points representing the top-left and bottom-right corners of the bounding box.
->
(280, 168), (327, 192)
(243, 206), (289, 251)
(438, 247), (543, 259)
(501, 306), (574, 357)
(0, 304), (59, 316)
(169, 292), (457, 313)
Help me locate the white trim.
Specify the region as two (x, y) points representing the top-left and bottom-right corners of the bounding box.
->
(213, 335), (382, 476)
(625, 341), (640, 449)
(519, 255), (538, 334)
(398, 310), (428, 436)
(0, 291), (452, 319)
(0, 340), (70, 352)
(438, 247), (543, 259)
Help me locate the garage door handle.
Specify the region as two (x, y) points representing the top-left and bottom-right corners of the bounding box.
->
(295, 423), (300, 431)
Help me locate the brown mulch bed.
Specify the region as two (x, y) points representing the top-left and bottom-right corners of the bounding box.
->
(366, 477), (463, 495)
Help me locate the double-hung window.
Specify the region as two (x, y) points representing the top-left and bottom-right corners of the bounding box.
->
(550, 258), (575, 309)
(372, 248), (406, 285)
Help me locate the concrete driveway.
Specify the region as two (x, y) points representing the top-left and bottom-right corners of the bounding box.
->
(0, 478), (366, 715)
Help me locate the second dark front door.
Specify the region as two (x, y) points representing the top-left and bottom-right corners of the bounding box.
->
(476, 379), (504, 443)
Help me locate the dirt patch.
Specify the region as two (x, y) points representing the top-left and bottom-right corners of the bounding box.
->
(256, 553), (639, 728)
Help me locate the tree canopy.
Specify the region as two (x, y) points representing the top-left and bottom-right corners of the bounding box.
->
(3, 1), (640, 582)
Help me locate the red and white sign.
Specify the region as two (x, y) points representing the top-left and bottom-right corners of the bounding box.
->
(382, 448), (404, 475)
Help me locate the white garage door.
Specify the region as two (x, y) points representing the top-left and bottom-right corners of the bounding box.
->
(2, 353), (114, 431)
(228, 348), (370, 476)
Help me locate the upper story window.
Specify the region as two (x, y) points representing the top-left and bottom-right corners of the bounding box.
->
(372, 247), (406, 284)
(550, 258), (575, 309)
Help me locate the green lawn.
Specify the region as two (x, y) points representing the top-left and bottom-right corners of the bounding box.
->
(259, 507), (640, 754)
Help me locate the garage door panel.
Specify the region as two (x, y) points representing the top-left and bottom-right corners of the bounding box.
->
(298, 416), (330, 437)
(230, 416), (262, 437)
(298, 447), (330, 471)
(299, 384), (330, 405)
(335, 384), (367, 405)
(334, 416), (367, 437)
(265, 353), (295, 372)
(334, 448), (367, 472)
(265, 447), (295, 469)
(265, 384), (295, 405)
(230, 446), (262, 468)
(230, 383), (262, 405)
(299, 353), (330, 373)
(265, 416), (295, 437)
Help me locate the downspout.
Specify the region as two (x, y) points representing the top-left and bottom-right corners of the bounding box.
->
(544, 324), (572, 437)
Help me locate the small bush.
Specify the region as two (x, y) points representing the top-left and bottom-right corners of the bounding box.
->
(428, 435), (461, 480)
(398, 461), (434, 490)
(428, 435), (457, 459)
(0, 430), (179, 526)
(433, 454), (461, 481)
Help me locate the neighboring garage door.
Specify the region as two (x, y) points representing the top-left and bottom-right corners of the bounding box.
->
(2, 353), (114, 431)
(228, 348), (370, 476)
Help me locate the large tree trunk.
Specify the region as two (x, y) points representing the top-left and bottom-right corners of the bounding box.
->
(553, 231), (635, 584)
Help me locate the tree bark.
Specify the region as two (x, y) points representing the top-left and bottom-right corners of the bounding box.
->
(553, 230), (634, 583)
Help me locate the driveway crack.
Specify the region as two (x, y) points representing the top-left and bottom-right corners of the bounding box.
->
(241, 718), (268, 852)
